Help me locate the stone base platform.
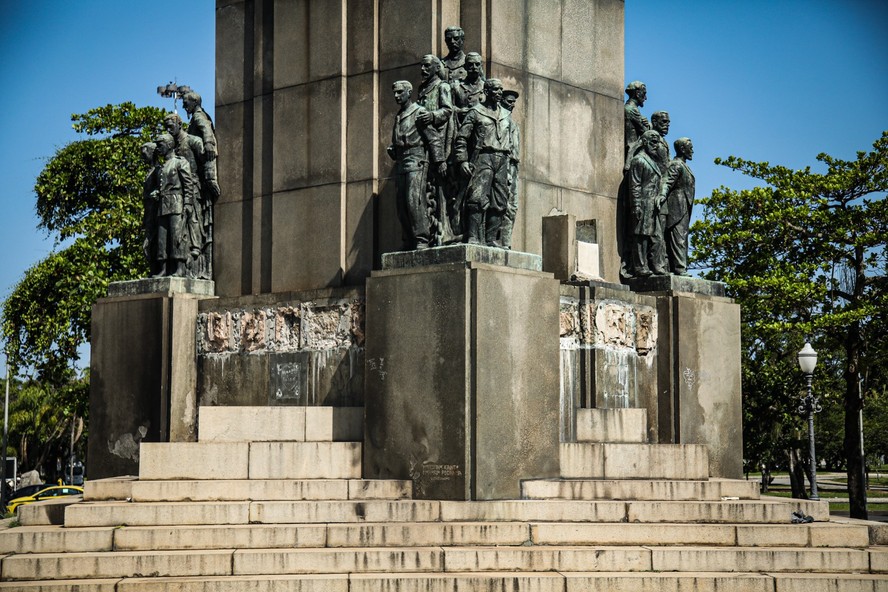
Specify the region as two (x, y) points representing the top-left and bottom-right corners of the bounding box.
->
(3, 406), (887, 589)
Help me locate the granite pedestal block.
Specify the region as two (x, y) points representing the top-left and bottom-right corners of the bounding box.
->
(88, 279), (215, 479)
(363, 246), (561, 500)
(657, 290), (743, 479)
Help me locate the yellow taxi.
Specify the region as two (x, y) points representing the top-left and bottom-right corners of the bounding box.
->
(6, 485), (84, 515)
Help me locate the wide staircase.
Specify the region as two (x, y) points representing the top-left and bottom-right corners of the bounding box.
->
(1, 406), (886, 590)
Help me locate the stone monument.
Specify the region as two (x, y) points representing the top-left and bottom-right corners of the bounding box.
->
(89, 0), (742, 484)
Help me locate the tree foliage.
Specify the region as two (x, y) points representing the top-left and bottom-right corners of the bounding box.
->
(2, 103), (166, 387)
(692, 131), (888, 518)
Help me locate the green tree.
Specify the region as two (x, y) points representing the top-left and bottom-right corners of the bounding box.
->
(2, 103), (166, 389)
(692, 131), (888, 519)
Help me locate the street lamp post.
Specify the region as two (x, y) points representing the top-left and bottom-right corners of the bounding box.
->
(797, 342), (821, 501)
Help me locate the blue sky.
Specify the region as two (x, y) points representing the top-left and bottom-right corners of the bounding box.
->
(0, 1), (886, 371)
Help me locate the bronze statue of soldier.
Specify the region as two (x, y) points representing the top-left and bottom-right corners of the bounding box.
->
(139, 141), (161, 277)
(416, 55), (458, 245)
(660, 137), (695, 275)
(441, 26), (467, 83)
(164, 113), (204, 272)
(151, 133), (199, 277)
(388, 80), (447, 250)
(452, 52), (485, 123)
(182, 91), (221, 280)
(454, 78), (515, 247)
(499, 89), (521, 250)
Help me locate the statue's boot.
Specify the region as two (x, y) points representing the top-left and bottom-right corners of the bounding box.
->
(152, 262), (168, 278)
(173, 260), (187, 277)
(500, 217), (514, 250)
(466, 210), (483, 244)
(485, 213), (503, 248)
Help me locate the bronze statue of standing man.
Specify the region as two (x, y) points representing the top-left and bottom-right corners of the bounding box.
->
(628, 130), (667, 277)
(619, 80), (652, 278)
(151, 133), (199, 277)
(388, 80), (446, 250)
(441, 26), (467, 83)
(659, 137), (695, 275)
(454, 78), (515, 247)
(182, 91), (221, 280)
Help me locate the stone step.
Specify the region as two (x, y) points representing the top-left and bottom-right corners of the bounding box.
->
(521, 478), (759, 501)
(139, 441), (361, 480)
(1, 549), (235, 581)
(529, 522), (870, 548)
(83, 476), (137, 501)
(8, 545), (873, 580)
(61, 498), (830, 527)
(0, 580), (122, 591)
(560, 442), (710, 479)
(576, 408), (648, 443)
(198, 406), (363, 442)
(4, 521), (866, 554)
(128, 478), (411, 502)
(5, 572), (888, 592)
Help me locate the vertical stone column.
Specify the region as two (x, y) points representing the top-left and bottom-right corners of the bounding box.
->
(214, 0), (624, 296)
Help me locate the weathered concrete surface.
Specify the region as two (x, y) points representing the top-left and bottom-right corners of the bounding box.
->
(575, 408), (648, 442)
(559, 284), (660, 442)
(108, 278), (215, 298)
(382, 244), (542, 272)
(363, 261), (560, 500)
(89, 291), (211, 479)
(214, 0), (624, 296)
(197, 288), (365, 408)
(667, 293), (743, 479)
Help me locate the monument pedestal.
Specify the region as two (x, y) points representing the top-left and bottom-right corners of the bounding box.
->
(88, 279), (215, 479)
(629, 277), (742, 479)
(363, 245), (561, 500)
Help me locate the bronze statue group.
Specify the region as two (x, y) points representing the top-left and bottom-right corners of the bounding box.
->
(389, 26), (521, 251)
(620, 80), (695, 278)
(141, 91), (220, 279)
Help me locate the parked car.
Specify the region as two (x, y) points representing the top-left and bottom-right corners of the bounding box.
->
(6, 485), (83, 515)
(7, 483), (52, 503)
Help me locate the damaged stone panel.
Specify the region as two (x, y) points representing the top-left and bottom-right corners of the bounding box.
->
(202, 311), (232, 353)
(241, 310), (267, 352)
(635, 307), (657, 355)
(594, 302), (634, 349)
(274, 306), (301, 351)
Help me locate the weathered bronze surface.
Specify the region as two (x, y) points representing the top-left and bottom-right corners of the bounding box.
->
(454, 78), (517, 247)
(628, 130), (667, 277)
(661, 137), (695, 274)
(388, 80), (445, 250)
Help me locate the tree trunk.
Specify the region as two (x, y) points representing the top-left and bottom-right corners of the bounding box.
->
(787, 447), (808, 499)
(844, 319), (868, 519)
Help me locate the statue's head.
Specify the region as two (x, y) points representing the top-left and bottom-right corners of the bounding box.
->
(502, 90), (519, 112)
(465, 52), (483, 79)
(163, 112), (183, 135)
(651, 111), (670, 136)
(640, 130), (661, 156)
(392, 80), (413, 105)
(140, 142), (156, 165)
(484, 78), (504, 105)
(420, 54), (443, 81)
(182, 91), (202, 114)
(625, 80), (647, 106)
(674, 137), (693, 160)
(444, 26), (465, 54)
(155, 133), (175, 156)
